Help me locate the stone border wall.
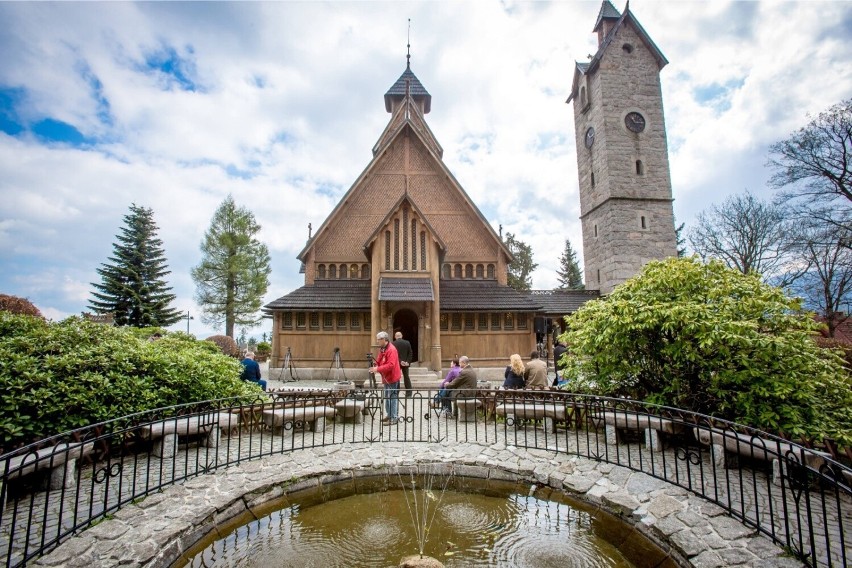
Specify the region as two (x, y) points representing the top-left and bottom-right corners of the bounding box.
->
(33, 442), (804, 568)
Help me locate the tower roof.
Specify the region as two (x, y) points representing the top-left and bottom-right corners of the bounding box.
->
(384, 64), (432, 114)
(593, 0), (621, 32)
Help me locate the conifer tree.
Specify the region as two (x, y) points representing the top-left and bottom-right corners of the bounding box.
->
(556, 239), (584, 290)
(192, 195), (271, 337)
(505, 232), (537, 291)
(89, 204), (182, 327)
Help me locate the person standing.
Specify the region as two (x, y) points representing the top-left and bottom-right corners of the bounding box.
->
(369, 331), (402, 425)
(553, 341), (568, 386)
(393, 331), (414, 398)
(524, 350), (549, 389)
(240, 351), (267, 391)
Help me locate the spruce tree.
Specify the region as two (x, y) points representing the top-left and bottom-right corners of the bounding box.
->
(192, 195), (271, 337)
(89, 204), (182, 327)
(556, 239), (584, 290)
(505, 232), (538, 291)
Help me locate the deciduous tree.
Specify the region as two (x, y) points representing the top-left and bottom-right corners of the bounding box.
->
(688, 192), (797, 285)
(768, 98), (852, 234)
(192, 196), (271, 337)
(89, 204), (182, 327)
(504, 232), (537, 291)
(562, 257), (851, 446)
(556, 239), (584, 290)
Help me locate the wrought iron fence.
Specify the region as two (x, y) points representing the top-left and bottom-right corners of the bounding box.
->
(0, 388), (849, 567)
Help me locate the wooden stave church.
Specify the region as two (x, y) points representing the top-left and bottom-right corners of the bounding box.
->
(264, 1), (674, 377)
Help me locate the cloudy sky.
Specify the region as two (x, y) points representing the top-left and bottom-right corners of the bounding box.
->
(1, 1), (850, 338)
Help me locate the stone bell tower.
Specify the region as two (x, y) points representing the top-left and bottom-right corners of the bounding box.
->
(567, 1), (677, 294)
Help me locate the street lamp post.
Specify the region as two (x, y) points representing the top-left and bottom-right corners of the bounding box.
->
(185, 311), (194, 334)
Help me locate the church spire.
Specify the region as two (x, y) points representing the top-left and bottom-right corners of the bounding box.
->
(384, 20), (431, 114)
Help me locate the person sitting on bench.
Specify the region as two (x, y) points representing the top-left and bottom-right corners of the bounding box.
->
(432, 355), (477, 416)
(240, 351), (267, 391)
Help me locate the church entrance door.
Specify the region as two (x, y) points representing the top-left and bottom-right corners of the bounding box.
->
(392, 309), (419, 362)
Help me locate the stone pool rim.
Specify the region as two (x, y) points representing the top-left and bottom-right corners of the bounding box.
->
(31, 442), (803, 568)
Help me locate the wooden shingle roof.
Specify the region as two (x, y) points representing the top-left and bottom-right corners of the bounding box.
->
(264, 280), (371, 311)
(530, 289), (600, 315)
(440, 280), (542, 312)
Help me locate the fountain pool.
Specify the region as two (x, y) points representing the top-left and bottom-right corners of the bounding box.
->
(176, 476), (676, 568)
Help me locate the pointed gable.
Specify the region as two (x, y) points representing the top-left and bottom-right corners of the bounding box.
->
(566, 2), (668, 104)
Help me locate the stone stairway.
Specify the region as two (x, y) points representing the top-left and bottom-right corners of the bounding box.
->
(407, 365), (440, 388)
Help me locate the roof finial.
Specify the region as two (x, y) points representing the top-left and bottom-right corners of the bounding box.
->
(406, 18), (411, 68)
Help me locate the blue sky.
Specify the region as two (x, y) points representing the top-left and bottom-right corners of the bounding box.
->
(1, 1), (850, 338)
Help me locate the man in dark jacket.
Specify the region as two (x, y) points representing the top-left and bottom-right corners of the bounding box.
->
(393, 331), (414, 397)
(553, 341), (568, 386)
(240, 351), (267, 391)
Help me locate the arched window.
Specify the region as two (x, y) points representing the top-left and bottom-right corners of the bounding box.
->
(454, 264), (462, 279)
(636, 160), (644, 175)
(339, 264), (347, 279)
(350, 264), (359, 278)
(476, 264), (484, 278)
(465, 264), (473, 278)
(487, 264), (495, 279)
(361, 264), (370, 279)
(317, 264), (326, 279)
(442, 264), (451, 279)
(580, 86), (587, 108)
(329, 264), (337, 279)
(640, 215), (647, 230)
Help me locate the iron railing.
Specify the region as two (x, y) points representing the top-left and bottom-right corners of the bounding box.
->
(0, 388), (849, 567)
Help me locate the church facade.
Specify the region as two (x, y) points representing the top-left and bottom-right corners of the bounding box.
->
(264, 1), (674, 375)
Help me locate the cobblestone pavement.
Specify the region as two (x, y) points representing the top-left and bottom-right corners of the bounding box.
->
(2, 393), (849, 567)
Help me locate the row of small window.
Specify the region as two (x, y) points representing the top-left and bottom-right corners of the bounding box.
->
(441, 263), (496, 279)
(440, 312), (528, 332)
(281, 311), (372, 331)
(316, 264), (370, 280)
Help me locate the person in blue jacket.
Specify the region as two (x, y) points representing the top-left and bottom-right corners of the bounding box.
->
(240, 351), (267, 391)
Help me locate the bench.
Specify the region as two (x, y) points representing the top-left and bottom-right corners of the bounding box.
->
(1, 441), (95, 490)
(334, 399), (366, 423)
(454, 399), (482, 422)
(693, 427), (832, 485)
(591, 411), (685, 448)
(494, 401), (570, 433)
(138, 413), (241, 458)
(261, 406), (337, 434)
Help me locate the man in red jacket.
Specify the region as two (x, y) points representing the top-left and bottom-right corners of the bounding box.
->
(369, 331), (402, 424)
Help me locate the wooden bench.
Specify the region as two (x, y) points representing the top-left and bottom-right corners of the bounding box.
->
(334, 399), (366, 423)
(494, 401), (570, 433)
(693, 427), (832, 485)
(1, 441), (95, 490)
(591, 411), (685, 448)
(138, 413), (241, 458)
(261, 406), (337, 434)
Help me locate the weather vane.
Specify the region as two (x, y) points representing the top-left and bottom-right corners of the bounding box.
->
(407, 18), (411, 67)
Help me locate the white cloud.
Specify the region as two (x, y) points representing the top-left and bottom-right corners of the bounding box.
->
(0, 1), (850, 336)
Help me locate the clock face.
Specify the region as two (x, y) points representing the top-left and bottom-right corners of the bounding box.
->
(625, 112), (646, 133)
(584, 127), (595, 148)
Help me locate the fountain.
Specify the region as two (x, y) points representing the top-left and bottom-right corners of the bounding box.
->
(176, 471), (669, 568)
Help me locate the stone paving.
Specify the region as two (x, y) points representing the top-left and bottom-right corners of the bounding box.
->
(2, 393), (848, 568)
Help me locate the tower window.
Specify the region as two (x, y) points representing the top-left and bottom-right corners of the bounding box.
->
(580, 86), (588, 109)
(622, 43), (634, 54)
(641, 216), (647, 229)
(594, 224), (598, 238)
(597, 269), (601, 284)
(591, 172), (595, 187)
(636, 160), (645, 175)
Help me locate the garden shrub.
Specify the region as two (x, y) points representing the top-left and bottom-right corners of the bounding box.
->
(562, 257), (852, 448)
(0, 314), (261, 452)
(0, 293), (43, 318)
(205, 334), (240, 357)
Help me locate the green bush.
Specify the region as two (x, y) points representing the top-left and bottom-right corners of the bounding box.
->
(562, 257), (852, 448)
(0, 314), (261, 452)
